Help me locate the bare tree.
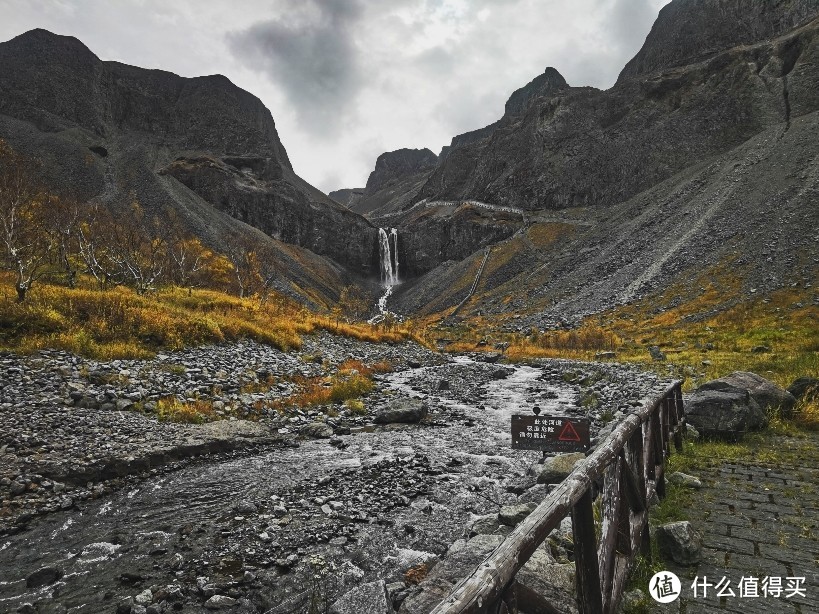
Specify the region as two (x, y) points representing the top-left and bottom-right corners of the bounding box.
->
(0, 140), (55, 301)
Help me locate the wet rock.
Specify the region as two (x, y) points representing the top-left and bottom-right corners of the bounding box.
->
(436, 379), (450, 391)
(330, 580), (393, 614)
(204, 595), (237, 609)
(491, 367), (513, 380)
(537, 453), (586, 484)
(686, 388), (766, 439)
(26, 566), (63, 588)
(374, 399), (428, 424)
(300, 422), (334, 439)
(498, 502), (537, 526)
(656, 521), (703, 565)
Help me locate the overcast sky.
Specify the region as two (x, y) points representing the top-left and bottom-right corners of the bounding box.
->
(0, 0), (668, 193)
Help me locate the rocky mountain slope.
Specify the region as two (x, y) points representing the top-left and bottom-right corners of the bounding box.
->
(0, 29), (381, 304)
(336, 0), (819, 321)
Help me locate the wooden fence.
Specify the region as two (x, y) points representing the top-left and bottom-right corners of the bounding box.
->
(430, 381), (685, 614)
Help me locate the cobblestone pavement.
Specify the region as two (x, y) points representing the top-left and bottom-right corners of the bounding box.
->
(657, 433), (819, 613)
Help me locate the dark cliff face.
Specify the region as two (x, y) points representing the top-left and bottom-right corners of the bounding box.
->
(618, 0), (819, 83)
(416, 4), (819, 210)
(0, 28), (378, 281)
(365, 148), (438, 194)
(504, 67), (568, 116)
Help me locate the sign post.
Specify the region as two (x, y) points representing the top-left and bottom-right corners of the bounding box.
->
(511, 415), (591, 453)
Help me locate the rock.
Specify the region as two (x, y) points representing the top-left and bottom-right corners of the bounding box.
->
(668, 472), (702, 489)
(204, 595), (237, 610)
(330, 580), (392, 614)
(685, 388), (766, 439)
(788, 376), (819, 401)
(468, 514), (506, 537)
(516, 483), (553, 504)
(374, 399), (428, 424)
(648, 346), (666, 361)
(399, 534), (503, 614)
(505, 475), (537, 494)
(498, 502), (538, 526)
(491, 367), (513, 380)
(751, 345), (771, 353)
(517, 554), (577, 614)
(134, 589), (153, 606)
(699, 371), (796, 417)
(595, 351), (616, 359)
(436, 379), (450, 391)
(656, 521), (703, 565)
(16, 604), (36, 614)
(300, 422), (334, 439)
(537, 453), (586, 484)
(618, 589), (646, 612)
(26, 566), (63, 588)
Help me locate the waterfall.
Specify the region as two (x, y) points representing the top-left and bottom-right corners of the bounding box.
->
(378, 227), (399, 287)
(371, 227), (400, 322)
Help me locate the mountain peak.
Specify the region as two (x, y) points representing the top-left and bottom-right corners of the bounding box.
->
(504, 67), (568, 117)
(618, 0), (819, 83)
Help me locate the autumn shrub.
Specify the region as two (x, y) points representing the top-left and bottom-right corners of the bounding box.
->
(155, 396), (216, 423)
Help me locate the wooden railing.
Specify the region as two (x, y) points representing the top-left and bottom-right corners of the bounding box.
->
(430, 381), (685, 614)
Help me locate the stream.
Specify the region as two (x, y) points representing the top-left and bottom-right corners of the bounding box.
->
(0, 355), (660, 613)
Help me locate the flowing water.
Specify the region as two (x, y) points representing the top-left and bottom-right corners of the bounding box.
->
(0, 358), (580, 613)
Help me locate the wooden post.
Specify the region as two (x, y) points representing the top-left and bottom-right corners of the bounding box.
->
(572, 489), (604, 614)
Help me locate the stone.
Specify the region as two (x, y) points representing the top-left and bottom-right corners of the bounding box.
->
(25, 566), (63, 588)
(656, 521), (703, 565)
(648, 346), (666, 361)
(491, 368), (513, 380)
(699, 372), (796, 417)
(668, 472), (702, 489)
(619, 589), (646, 612)
(300, 422), (334, 439)
(537, 453), (586, 484)
(788, 376), (819, 401)
(685, 388), (766, 439)
(204, 595), (237, 609)
(436, 379), (450, 391)
(373, 399), (428, 424)
(330, 580), (392, 614)
(134, 589), (153, 606)
(498, 502), (538, 526)
(399, 534), (503, 614)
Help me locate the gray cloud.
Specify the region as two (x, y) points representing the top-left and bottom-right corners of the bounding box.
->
(227, 0), (366, 136)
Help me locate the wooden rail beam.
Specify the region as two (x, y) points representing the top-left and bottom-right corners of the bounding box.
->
(430, 382), (682, 614)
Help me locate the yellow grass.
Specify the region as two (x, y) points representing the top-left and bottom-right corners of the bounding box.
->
(0, 274), (421, 359)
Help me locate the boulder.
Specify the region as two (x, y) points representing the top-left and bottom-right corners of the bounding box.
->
(300, 422), (334, 439)
(26, 566), (63, 588)
(330, 580), (392, 614)
(699, 371), (796, 417)
(668, 472), (702, 489)
(537, 453), (586, 484)
(498, 502), (538, 526)
(374, 399), (428, 424)
(204, 595), (237, 610)
(648, 346), (666, 361)
(656, 521), (703, 565)
(788, 376), (819, 401)
(399, 534), (503, 613)
(685, 388), (766, 439)
(491, 367), (513, 380)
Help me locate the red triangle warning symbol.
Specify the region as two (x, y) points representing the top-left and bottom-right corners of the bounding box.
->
(558, 420), (581, 442)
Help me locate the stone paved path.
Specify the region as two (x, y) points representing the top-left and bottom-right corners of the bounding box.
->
(657, 433), (819, 613)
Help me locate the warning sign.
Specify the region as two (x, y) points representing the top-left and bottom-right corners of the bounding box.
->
(511, 415), (591, 452)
